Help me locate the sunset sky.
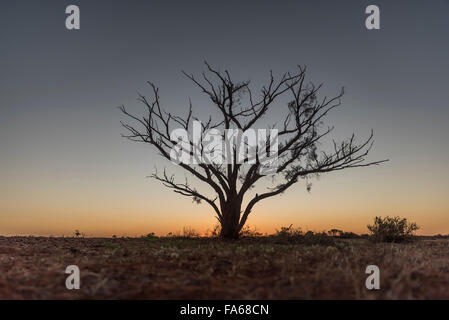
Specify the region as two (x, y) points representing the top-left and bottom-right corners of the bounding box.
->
(1, 0), (448, 237)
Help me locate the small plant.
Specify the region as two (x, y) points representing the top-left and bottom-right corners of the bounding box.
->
(273, 224), (303, 243)
(239, 225), (263, 238)
(272, 225), (336, 246)
(142, 232), (158, 241)
(74, 230), (84, 238)
(206, 224), (221, 237)
(275, 224), (303, 238)
(367, 216), (419, 243)
(182, 227), (200, 238)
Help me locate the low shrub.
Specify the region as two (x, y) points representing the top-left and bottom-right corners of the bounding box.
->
(182, 227), (200, 238)
(273, 225), (336, 246)
(367, 216), (419, 243)
(339, 231), (360, 239)
(239, 225), (263, 238)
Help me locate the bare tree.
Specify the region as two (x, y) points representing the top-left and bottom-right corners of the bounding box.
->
(120, 62), (387, 239)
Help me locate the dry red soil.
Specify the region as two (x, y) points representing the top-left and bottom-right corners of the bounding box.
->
(0, 236), (448, 299)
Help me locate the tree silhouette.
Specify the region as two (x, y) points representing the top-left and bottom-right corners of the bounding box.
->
(120, 62), (387, 239)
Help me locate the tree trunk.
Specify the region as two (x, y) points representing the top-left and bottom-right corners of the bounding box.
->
(219, 198), (242, 239)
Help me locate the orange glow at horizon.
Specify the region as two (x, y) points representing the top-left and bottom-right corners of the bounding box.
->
(1, 134), (448, 237)
(1, 165), (448, 237)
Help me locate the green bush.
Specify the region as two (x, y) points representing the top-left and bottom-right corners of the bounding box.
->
(367, 216), (419, 243)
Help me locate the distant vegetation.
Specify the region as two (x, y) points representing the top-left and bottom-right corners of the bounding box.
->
(137, 215), (421, 244)
(272, 225), (336, 246)
(69, 216), (423, 246)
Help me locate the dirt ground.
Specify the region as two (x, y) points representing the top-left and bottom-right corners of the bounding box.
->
(0, 236), (448, 299)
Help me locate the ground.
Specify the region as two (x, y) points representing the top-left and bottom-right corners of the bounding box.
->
(0, 236), (448, 299)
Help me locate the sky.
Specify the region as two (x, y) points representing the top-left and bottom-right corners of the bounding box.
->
(0, 0), (448, 237)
